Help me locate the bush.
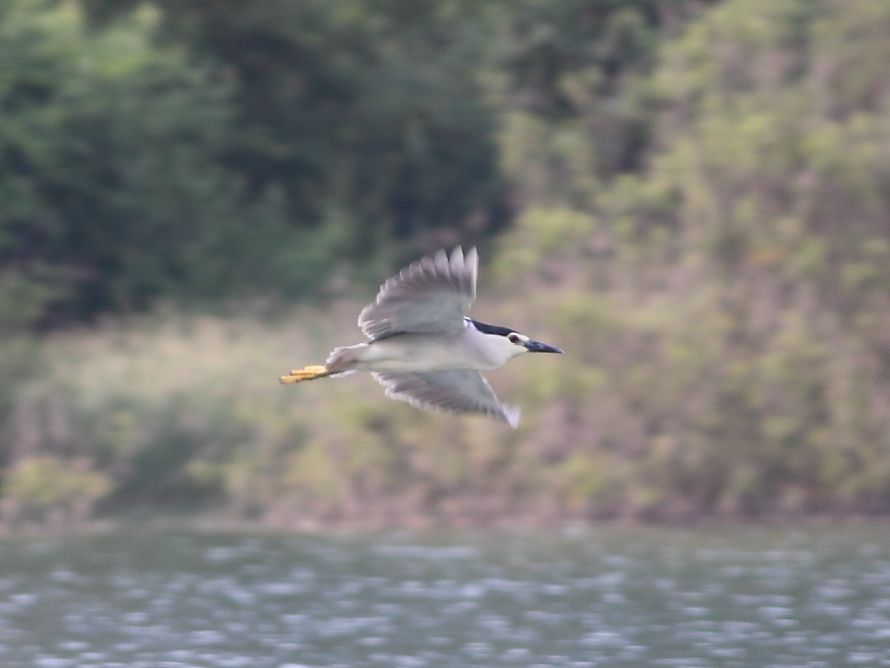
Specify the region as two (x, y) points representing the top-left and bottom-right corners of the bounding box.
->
(1, 456), (111, 528)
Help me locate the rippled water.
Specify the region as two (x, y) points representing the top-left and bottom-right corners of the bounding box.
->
(1, 524), (890, 667)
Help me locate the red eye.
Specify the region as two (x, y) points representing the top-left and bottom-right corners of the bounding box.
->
(509, 334), (521, 344)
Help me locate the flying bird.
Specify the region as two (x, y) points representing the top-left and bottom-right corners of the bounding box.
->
(279, 247), (562, 427)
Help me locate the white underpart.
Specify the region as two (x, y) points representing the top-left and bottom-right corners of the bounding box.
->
(352, 327), (526, 373)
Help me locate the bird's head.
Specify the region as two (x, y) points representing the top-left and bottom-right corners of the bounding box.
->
(468, 319), (563, 361)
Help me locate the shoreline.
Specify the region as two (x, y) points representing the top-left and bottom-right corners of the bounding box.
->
(4, 509), (890, 539)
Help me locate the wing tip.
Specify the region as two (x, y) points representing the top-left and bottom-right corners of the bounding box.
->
(449, 246), (464, 271)
(503, 405), (521, 429)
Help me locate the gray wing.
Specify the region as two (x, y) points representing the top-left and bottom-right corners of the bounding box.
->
(372, 370), (520, 428)
(358, 247), (478, 340)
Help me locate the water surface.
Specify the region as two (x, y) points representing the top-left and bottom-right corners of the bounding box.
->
(1, 524), (889, 667)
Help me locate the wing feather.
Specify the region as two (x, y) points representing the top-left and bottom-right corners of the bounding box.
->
(372, 370), (520, 428)
(358, 247), (478, 340)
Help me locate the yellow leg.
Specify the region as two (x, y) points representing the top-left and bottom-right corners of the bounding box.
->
(279, 364), (330, 384)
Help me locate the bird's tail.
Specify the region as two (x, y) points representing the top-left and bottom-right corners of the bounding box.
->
(278, 344), (365, 384)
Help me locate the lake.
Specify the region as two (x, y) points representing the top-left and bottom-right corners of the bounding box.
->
(1, 524), (889, 667)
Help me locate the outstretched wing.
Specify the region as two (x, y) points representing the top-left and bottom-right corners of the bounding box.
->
(358, 247), (478, 340)
(372, 370), (520, 428)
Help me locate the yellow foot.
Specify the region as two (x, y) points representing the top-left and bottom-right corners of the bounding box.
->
(279, 365), (330, 384)
(290, 365), (328, 376)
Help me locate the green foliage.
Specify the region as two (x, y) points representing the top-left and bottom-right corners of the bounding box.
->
(6, 312), (528, 527)
(1, 0), (507, 325)
(0, 337), (38, 443)
(489, 0), (890, 518)
(84, 0), (507, 263)
(0, 0), (310, 320)
(1, 455), (111, 527)
(3, 0), (890, 526)
(492, 0), (712, 205)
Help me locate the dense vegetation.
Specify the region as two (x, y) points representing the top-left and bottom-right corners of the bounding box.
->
(2, 0), (889, 527)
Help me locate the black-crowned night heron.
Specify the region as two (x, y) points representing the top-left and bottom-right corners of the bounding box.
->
(279, 247), (562, 427)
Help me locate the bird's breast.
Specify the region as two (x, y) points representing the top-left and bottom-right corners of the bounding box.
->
(361, 333), (495, 372)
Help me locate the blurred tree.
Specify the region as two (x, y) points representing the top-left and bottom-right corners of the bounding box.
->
(0, 0), (508, 325)
(82, 0), (507, 262)
(7, 0), (890, 524)
(0, 0), (319, 321)
(0, 455), (110, 528)
(494, 0), (890, 517)
(492, 0), (717, 207)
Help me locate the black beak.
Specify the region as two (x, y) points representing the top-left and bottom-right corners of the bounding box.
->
(525, 339), (563, 354)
